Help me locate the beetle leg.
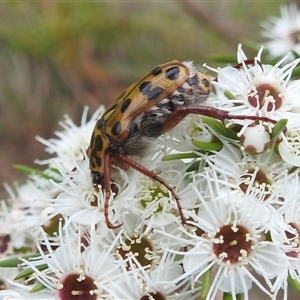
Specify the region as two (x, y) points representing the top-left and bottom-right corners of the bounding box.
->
(103, 152), (122, 229)
(113, 152), (187, 225)
(160, 106), (277, 134)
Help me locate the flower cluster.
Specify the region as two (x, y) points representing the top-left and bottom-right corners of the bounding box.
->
(2, 4), (300, 300)
(261, 3), (300, 60)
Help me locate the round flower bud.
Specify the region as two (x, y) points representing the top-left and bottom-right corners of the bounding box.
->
(240, 124), (271, 154)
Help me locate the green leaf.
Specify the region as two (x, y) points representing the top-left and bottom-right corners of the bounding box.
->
(291, 50), (300, 59)
(223, 293), (243, 300)
(288, 166), (299, 175)
(224, 90), (236, 100)
(223, 292), (233, 300)
(49, 167), (60, 174)
(186, 161), (201, 173)
(292, 66), (300, 77)
(192, 139), (223, 151)
(0, 254), (38, 268)
(13, 164), (60, 182)
(270, 119), (287, 140)
(202, 116), (238, 140)
(288, 274), (300, 293)
(0, 257), (23, 268)
(200, 269), (210, 299)
(29, 282), (46, 293)
(14, 264), (48, 280)
(162, 152), (199, 161)
(13, 246), (33, 254)
(264, 230), (272, 242)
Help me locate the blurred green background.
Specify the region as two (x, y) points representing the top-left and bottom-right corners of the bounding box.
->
(0, 1), (285, 189)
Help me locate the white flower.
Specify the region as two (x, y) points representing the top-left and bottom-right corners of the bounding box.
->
(270, 200), (300, 300)
(278, 126), (300, 166)
(0, 178), (58, 252)
(199, 145), (294, 208)
(93, 205), (184, 272)
(0, 289), (54, 300)
(129, 159), (199, 228)
(36, 106), (105, 170)
(18, 223), (127, 300)
(261, 3), (300, 59)
(108, 251), (199, 300)
(40, 156), (141, 230)
(161, 198), (288, 300)
(209, 44), (300, 131)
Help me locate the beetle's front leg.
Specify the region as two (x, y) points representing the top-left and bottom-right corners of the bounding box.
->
(103, 152), (122, 229)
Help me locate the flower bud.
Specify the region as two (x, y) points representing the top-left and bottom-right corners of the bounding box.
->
(240, 124), (271, 154)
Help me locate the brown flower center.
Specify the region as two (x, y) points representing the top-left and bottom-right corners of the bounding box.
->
(285, 222), (300, 258)
(248, 83), (283, 111)
(117, 235), (154, 270)
(239, 168), (272, 200)
(57, 272), (98, 300)
(213, 224), (253, 264)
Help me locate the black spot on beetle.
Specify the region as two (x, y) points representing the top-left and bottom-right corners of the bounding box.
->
(139, 81), (151, 93)
(202, 78), (210, 88)
(139, 81), (164, 101)
(90, 160), (96, 169)
(96, 119), (105, 131)
(150, 66), (163, 76)
(95, 156), (102, 167)
(95, 135), (103, 152)
(111, 121), (121, 135)
(147, 86), (164, 100)
(120, 98), (131, 113)
(165, 66), (180, 80)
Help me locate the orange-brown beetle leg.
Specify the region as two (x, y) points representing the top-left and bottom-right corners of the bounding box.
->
(160, 106), (277, 134)
(103, 152), (123, 229)
(112, 152), (187, 225)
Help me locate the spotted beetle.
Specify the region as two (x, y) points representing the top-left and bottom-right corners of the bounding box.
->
(89, 60), (275, 229)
